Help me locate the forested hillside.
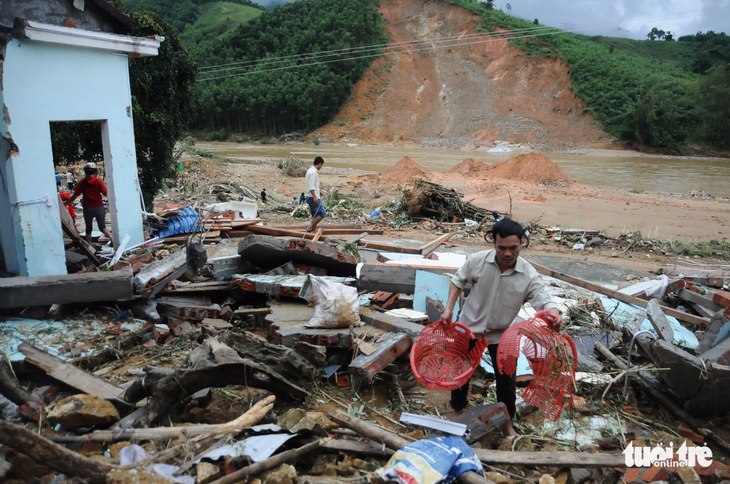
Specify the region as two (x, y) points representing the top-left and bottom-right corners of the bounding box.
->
(193, 0), (387, 133)
(439, 0), (730, 151)
(124, 0), (265, 33)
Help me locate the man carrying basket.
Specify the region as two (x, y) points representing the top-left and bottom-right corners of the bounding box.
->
(440, 219), (562, 436)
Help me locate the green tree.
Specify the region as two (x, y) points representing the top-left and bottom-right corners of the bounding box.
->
(695, 63), (730, 148)
(122, 9), (198, 206)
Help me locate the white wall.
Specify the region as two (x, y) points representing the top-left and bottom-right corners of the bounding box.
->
(0, 39), (143, 276)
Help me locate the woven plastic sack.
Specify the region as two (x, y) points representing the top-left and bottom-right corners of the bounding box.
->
(410, 321), (488, 391)
(300, 275), (360, 328)
(497, 310), (577, 421)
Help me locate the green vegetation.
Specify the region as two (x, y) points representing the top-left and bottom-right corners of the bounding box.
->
(124, 0), (265, 33)
(180, 2), (264, 54)
(436, 0), (730, 151)
(194, 0), (388, 134)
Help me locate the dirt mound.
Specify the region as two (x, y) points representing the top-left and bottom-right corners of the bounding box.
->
(488, 153), (573, 185)
(449, 158), (489, 175)
(379, 156), (430, 186)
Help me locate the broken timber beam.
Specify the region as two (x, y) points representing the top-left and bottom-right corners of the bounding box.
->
(419, 232), (456, 256)
(19, 342), (124, 399)
(47, 424), (221, 443)
(0, 267), (133, 308)
(471, 449), (625, 468)
(530, 261), (708, 326)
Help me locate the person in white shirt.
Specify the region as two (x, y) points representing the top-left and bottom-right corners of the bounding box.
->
(440, 219), (563, 435)
(304, 157), (326, 232)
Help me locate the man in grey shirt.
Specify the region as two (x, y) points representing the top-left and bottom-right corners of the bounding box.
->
(440, 219), (562, 435)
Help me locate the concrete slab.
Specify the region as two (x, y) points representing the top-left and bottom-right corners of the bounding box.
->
(232, 274), (356, 298)
(414, 271), (460, 317)
(0, 267), (134, 308)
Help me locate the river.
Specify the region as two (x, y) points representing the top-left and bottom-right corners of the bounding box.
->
(196, 141), (730, 198)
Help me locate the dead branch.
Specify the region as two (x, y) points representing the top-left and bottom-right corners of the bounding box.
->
(0, 420), (117, 483)
(122, 336), (308, 426)
(207, 439), (324, 484)
(595, 342), (730, 455)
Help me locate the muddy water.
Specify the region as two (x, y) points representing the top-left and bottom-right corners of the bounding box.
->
(197, 141), (730, 197)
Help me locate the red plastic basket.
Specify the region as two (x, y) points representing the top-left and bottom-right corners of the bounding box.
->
(410, 321), (488, 391)
(497, 310), (577, 421)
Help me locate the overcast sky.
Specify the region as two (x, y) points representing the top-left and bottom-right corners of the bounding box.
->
(257, 0), (730, 39)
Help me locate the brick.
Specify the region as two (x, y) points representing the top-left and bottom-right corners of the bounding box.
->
(678, 426), (705, 445)
(707, 277), (723, 288)
(150, 324), (170, 343)
(641, 466), (668, 482)
(713, 290), (730, 309)
(665, 278), (686, 294)
(624, 468), (642, 482)
(138, 253), (154, 263)
(219, 305), (233, 321)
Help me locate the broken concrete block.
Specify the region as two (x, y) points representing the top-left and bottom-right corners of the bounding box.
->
(646, 299), (674, 343)
(699, 334), (730, 365)
(134, 248), (188, 298)
(425, 297), (444, 324)
(233, 274), (355, 298)
(359, 307), (424, 341)
(150, 324), (170, 344)
(349, 333), (411, 383)
(157, 297), (221, 321)
(678, 289), (723, 313)
(205, 255), (241, 278)
(452, 402), (510, 443)
(238, 235), (356, 277)
(201, 318), (233, 333)
(169, 319), (195, 337)
(219, 305), (234, 321)
(358, 262), (458, 294)
(48, 394), (120, 430)
(696, 310), (729, 353)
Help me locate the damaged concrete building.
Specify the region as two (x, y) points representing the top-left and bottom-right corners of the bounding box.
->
(0, 0), (160, 276)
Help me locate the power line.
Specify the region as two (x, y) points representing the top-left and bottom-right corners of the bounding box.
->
(197, 5), (730, 82)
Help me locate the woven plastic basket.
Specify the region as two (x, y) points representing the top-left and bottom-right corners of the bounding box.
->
(410, 321), (488, 391)
(497, 310), (577, 421)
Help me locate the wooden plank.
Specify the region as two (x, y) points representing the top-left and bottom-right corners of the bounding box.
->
(0, 267), (133, 308)
(355, 240), (421, 254)
(471, 448), (625, 468)
(233, 308), (272, 315)
(311, 228), (324, 242)
(530, 261), (709, 326)
(418, 232), (455, 252)
(19, 342), (123, 399)
(421, 233), (456, 258)
(58, 199), (101, 266)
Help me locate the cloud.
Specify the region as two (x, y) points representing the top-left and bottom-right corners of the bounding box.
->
(252, 0), (730, 37)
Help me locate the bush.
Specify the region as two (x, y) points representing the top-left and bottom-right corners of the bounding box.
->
(204, 130), (228, 141)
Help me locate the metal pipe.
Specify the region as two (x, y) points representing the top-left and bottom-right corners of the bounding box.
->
(623, 329), (656, 402)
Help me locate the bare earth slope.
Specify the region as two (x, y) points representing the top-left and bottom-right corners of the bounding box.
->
(312, 0), (616, 151)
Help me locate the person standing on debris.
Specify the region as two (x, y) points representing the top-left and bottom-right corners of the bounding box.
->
(304, 157), (326, 232)
(66, 169), (75, 191)
(55, 170), (63, 190)
(439, 218), (562, 436)
(64, 162), (114, 246)
(261, 188), (267, 204)
(299, 192), (306, 205)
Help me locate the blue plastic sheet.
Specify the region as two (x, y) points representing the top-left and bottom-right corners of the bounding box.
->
(156, 206), (203, 238)
(377, 437), (484, 484)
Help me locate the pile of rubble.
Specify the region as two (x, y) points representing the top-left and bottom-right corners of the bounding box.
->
(2, 221), (730, 484)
